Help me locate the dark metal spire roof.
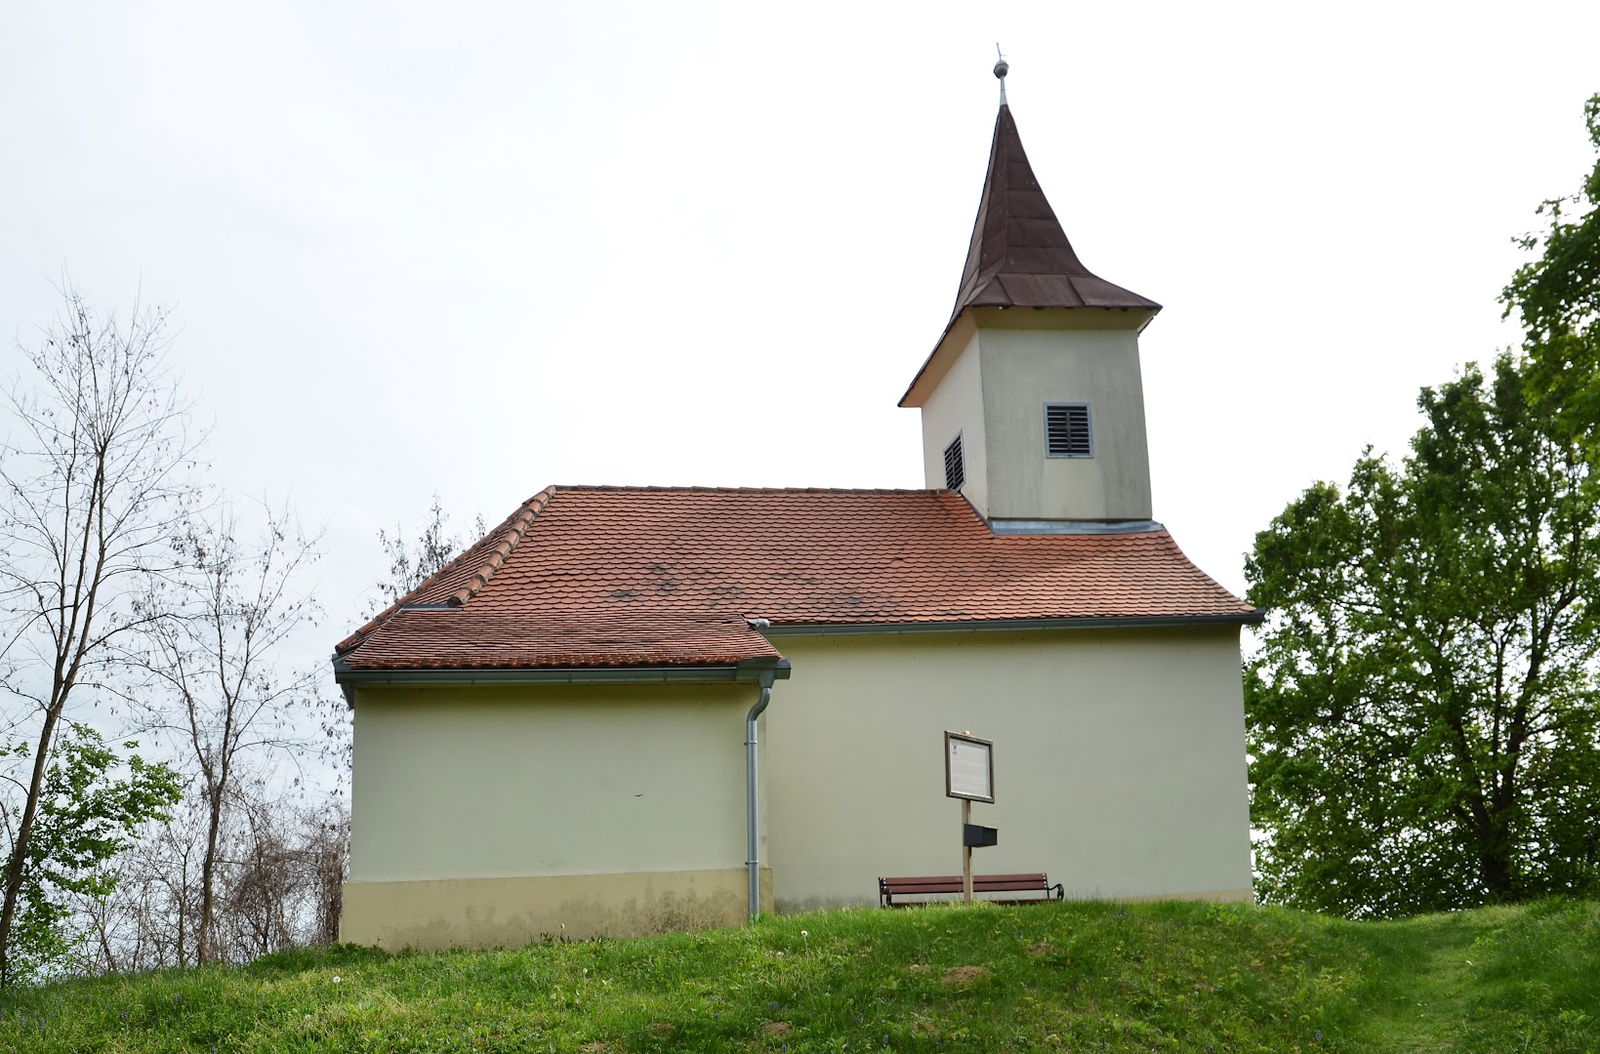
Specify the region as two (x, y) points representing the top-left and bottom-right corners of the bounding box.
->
(948, 104), (1159, 318)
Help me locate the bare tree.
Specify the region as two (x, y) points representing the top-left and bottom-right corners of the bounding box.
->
(299, 798), (349, 948)
(0, 285), (198, 983)
(128, 506), (322, 965)
(68, 786), (346, 972)
(68, 797), (203, 974)
(371, 495), (484, 612)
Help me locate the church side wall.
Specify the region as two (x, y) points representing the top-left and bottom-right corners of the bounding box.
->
(341, 682), (759, 949)
(764, 627), (1252, 911)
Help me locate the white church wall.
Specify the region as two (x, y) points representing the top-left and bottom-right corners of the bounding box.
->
(339, 624), (1252, 949)
(341, 681), (758, 948)
(765, 626), (1252, 911)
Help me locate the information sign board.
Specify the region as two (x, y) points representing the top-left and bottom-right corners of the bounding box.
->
(944, 731), (994, 803)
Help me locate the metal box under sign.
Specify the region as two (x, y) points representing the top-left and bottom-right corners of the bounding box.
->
(962, 824), (998, 848)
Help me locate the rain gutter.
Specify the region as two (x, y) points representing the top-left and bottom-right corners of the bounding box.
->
(761, 612), (1265, 637)
(331, 656), (792, 706)
(743, 669), (776, 923)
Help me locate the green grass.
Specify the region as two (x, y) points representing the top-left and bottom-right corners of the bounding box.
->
(1, 898), (1595, 1052)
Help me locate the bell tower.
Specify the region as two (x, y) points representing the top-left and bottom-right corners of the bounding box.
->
(901, 63), (1160, 532)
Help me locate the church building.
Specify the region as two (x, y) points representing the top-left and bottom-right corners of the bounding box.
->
(333, 68), (1260, 950)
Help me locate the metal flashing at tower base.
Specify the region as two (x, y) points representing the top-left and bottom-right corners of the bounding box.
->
(988, 518), (1164, 536)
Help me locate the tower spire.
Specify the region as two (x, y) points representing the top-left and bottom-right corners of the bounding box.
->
(994, 45), (1008, 107)
(945, 92), (1158, 324)
(900, 73), (1162, 411)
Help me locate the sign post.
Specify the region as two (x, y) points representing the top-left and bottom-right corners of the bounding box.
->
(944, 731), (994, 905)
(962, 798), (973, 902)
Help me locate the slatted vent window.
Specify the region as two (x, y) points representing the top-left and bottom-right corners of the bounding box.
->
(1045, 403), (1093, 458)
(943, 435), (965, 490)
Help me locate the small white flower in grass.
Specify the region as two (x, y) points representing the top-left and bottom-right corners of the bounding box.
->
(332, 976), (341, 984)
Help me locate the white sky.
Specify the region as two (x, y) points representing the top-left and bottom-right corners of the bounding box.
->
(3, 2), (1598, 715)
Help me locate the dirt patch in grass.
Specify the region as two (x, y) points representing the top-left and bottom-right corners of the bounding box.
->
(940, 965), (993, 987)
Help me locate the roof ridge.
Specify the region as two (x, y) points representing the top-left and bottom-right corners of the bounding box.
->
(446, 486), (555, 606)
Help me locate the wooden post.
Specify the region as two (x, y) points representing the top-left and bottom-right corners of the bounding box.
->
(961, 798), (973, 904)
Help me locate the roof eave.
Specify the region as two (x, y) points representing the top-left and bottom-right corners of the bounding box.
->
(764, 612), (1264, 636)
(333, 655), (792, 699)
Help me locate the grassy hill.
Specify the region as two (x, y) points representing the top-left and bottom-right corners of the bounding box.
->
(1, 897), (1595, 1052)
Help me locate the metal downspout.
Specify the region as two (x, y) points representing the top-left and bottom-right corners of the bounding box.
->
(745, 669), (775, 923)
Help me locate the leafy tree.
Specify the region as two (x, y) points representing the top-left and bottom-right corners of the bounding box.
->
(0, 725), (179, 982)
(1247, 93), (1600, 920)
(1245, 355), (1600, 918)
(0, 285), (198, 982)
(1504, 93), (1600, 437)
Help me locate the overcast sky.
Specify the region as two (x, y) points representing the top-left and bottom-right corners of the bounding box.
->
(4, 2), (1599, 706)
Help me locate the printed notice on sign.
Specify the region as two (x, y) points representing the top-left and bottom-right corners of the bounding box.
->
(945, 731), (994, 803)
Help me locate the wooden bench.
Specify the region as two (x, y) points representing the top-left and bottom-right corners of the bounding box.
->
(878, 873), (1065, 907)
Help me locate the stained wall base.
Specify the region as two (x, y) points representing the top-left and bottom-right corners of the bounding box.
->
(340, 867), (771, 951)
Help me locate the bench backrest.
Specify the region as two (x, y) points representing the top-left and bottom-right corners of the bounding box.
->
(880, 873), (1050, 895)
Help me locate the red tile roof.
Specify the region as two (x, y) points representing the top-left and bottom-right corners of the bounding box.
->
(336, 487), (1254, 672)
(340, 611), (780, 670)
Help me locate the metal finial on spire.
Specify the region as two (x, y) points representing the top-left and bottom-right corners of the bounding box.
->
(993, 44), (1009, 106)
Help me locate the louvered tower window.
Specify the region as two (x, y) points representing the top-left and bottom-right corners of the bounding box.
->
(943, 434), (965, 490)
(1045, 403), (1093, 458)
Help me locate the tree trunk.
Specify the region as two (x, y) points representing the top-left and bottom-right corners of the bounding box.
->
(1477, 806), (1518, 901)
(197, 774), (225, 965)
(0, 704), (64, 985)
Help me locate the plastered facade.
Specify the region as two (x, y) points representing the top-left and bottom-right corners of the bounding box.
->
(920, 327), (989, 511)
(342, 626), (1252, 949)
(341, 682), (762, 949)
(765, 627), (1252, 910)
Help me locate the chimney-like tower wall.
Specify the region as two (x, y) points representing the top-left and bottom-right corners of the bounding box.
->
(918, 308), (1153, 524)
(975, 324), (1152, 523)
